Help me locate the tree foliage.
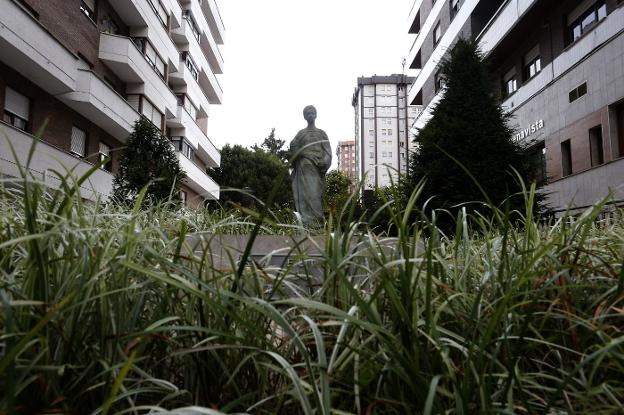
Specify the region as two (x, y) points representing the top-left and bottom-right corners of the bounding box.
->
(252, 128), (289, 163)
(324, 170), (353, 215)
(407, 39), (539, 227)
(208, 144), (292, 208)
(113, 118), (185, 204)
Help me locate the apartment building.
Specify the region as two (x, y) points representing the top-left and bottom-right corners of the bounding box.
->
(352, 75), (421, 189)
(336, 140), (357, 180)
(0, 0), (225, 207)
(406, 0), (624, 212)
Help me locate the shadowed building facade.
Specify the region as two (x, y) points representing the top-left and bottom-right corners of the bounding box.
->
(406, 0), (624, 212)
(0, 0), (225, 207)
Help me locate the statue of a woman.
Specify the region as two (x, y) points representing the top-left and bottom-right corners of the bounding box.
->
(290, 105), (332, 225)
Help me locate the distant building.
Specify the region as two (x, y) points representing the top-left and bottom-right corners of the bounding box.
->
(336, 140), (357, 180)
(406, 0), (624, 212)
(0, 0), (225, 207)
(352, 75), (421, 189)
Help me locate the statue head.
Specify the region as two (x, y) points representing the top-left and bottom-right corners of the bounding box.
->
(303, 105), (317, 124)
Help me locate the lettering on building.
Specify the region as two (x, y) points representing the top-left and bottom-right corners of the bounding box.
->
(514, 119), (544, 141)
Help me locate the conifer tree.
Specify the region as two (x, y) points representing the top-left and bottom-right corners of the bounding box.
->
(113, 118), (185, 204)
(408, 38), (537, 226)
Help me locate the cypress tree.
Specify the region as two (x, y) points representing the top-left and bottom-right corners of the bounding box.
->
(408, 38), (537, 226)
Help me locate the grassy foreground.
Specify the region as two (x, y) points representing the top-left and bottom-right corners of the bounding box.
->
(1, 169), (623, 414)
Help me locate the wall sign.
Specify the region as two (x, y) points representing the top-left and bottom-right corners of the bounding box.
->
(514, 119), (544, 141)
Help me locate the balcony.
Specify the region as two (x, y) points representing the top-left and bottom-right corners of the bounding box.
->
(199, 0), (225, 45)
(169, 54), (223, 105)
(99, 33), (177, 117)
(0, 0), (78, 95)
(0, 122), (113, 200)
(59, 70), (140, 142)
(189, 0), (224, 73)
(478, 0), (539, 57)
(177, 153), (219, 199)
(169, 106), (220, 168)
(107, 0), (180, 66)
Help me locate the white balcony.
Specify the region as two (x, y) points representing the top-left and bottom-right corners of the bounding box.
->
(169, 106), (220, 168)
(59, 70), (140, 142)
(108, 0), (180, 67)
(169, 56), (222, 106)
(178, 153), (219, 199)
(0, 0), (78, 95)
(0, 122), (113, 200)
(99, 33), (177, 117)
(200, 0), (225, 45)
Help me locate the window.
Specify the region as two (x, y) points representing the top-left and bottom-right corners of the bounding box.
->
(388, 129), (393, 135)
(177, 94), (198, 120)
(568, 1), (607, 44)
(99, 142), (112, 171)
(434, 70), (446, 93)
(172, 137), (194, 160)
(133, 38), (166, 79)
(80, 0), (96, 20)
(183, 52), (199, 81)
(561, 140), (572, 177)
(183, 10), (201, 42)
(589, 125), (604, 166)
(616, 103), (624, 158)
(450, 0), (461, 19)
(569, 82), (588, 103)
(369, 152), (374, 159)
(147, 0), (169, 29)
(70, 126), (87, 157)
(3, 87), (30, 131)
(433, 22), (442, 46)
(180, 190), (187, 204)
(382, 152), (387, 157)
(141, 97), (163, 130)
(368, 108), (374, 116)
(388, 151), (392, 158)
(503, 68), (517, 97)
(524, 45), (541, 81)
(369, 129), (374, 136)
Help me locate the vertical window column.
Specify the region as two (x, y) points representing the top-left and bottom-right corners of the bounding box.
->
(561, 140), (573, 177)
(589, 126), (604, 167)
(3, 87), (30, 132)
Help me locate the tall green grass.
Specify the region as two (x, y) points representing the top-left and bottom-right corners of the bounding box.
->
(0, 150), (623, 414)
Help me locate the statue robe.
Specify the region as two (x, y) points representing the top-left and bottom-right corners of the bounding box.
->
(290, 127), (332, 224)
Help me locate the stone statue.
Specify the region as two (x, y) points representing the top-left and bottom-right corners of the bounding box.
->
(290, 105), (332, 225)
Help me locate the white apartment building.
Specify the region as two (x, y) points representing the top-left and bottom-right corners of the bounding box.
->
(0, 0), (225, 207)
(352, 75), (421, 190)
(406, 0), (624, 212)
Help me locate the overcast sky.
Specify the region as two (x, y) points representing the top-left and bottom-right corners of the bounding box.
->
(209, 0), (414, 166)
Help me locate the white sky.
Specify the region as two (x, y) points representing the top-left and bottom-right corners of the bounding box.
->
(209, 0), (414, 167)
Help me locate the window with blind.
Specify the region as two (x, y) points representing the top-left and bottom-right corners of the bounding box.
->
(176, 94), (198, 120)
(524, 45), (541, 81)
(137, 39), (166, 80)
(183, 10), (201, 42)
(183, 53), (199, 81)
(80, 0), (96, 20)
(70, 126), (87, 157)
(503, 68), (518, 97)
(99, 142), (112, 171)
(3, 87), (30, 131)
(567, 0), (607, 45)
(141, 98), (163, 130)
(147, 0), (169, 28)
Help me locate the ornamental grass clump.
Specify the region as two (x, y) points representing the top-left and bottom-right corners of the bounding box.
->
(0, 145), (623, 414)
